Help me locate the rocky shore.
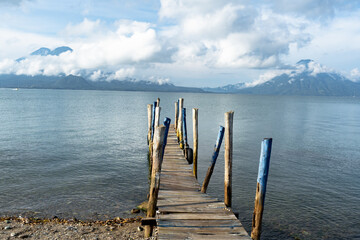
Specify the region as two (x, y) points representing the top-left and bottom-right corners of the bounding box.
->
(0, 216), (156, 240)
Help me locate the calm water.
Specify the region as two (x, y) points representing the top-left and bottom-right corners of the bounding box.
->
(0, 89), (359, 239)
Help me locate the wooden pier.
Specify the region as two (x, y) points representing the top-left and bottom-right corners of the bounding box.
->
(155, 125), (251, 239)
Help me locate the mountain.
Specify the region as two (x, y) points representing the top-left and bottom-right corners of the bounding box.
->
(205, 59), (360, 96)
(203, 82), (245, 93)
(0, 74), (204, 93)
(16, 46), (73, 61)
(30, 47), (51, 56)
(49, 46), (73, 56)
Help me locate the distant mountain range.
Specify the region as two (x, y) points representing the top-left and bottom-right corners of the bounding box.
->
(2, 47), (360, 96)
(0, 74), (204, 92)
(205, 59), (360, 96)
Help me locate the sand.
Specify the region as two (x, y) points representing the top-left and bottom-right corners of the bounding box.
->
(0, 216), (157, 240)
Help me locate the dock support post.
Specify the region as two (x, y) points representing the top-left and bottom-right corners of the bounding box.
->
(155, 107), (161, 129)
(162, 117), (171, 157)
(178, 98), (184, 149)
(145, 125), (166, 238)
(251, 138), (273, 240)
(175, 101), (179, 130)
(157, 97), (160, 107)
(192, 108), (198, 179)
(183, 108), (188, 157)
(224, 111), (234, 208)
(151, 102), (157, 141)
(147, 104), (153, 145)
(201, 126), (225, 193)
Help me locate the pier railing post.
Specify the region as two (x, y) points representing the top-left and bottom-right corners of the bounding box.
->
(183, 108), (188, 157)
(224, 111), (234, 208)
(201, 126), (225, 193)
(178, 98), (184, 148)
(175, 101), (179, 130)
(251, 138), (273, 240)
(193, 108), (198, 179)
(162, 117), (171, 158)
(155, 106), (161, 128)
(151, 102), (157, 141)
(147, 104), (153, 145)
(145, 125), (166, 238)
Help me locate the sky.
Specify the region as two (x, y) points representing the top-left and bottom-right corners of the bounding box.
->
(0, 0), (360, 87)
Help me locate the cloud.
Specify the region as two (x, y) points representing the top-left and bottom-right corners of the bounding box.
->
(350, 68), (360, 81)
(247, 60), (337, 86)
(0, 18), (161, 79)
(159, 1), (311, 69)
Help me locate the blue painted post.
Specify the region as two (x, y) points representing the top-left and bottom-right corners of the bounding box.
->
(201, 126), (225, 193)
(151, 102), (157, 141)
(251, 138), (273, 240)
(162, 117), (171, 158)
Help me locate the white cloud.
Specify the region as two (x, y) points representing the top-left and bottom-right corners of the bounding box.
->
(159, 1), (311, 69)
(63, 18), (102, 38)
(246, 69), (291, 87)
(149, 76), (170, 85)
(0, 18), (161, 79)
(350, 68), (360, 81)
(1, 1), (360, 87)
(107, 67), (136, 81)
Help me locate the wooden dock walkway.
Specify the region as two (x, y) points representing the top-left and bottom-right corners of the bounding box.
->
(156, 125), (251, 240)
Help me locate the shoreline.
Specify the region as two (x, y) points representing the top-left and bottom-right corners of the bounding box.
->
(0, 216), (155, 240)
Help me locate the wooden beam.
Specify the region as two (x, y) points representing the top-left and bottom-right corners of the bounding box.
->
(192, 108), (198, 179)
(224, 111), (234, 208)
(145, 125), (166, 238)
(201, 126), (225, 193)
(251, 138), (272, 240)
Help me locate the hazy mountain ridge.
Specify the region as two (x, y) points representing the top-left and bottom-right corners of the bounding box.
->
(0, 74), (204, 92)
(205, 59), (360, 96)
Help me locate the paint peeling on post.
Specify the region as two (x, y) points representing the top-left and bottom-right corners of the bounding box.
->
(201, 126), (225, 193)
(251, 138), (273, 240)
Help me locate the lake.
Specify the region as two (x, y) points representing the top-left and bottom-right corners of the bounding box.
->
(0, 88), (359, 239)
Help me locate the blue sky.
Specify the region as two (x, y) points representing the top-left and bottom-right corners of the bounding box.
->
(0, 0), (360, 87)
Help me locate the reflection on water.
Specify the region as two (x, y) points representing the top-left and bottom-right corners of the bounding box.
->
(0, 89), (359, 239)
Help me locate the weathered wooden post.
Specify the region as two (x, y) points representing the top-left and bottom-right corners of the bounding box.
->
(155, 106), (161, 128)
(175, 101), (179, 130)
(162, 117), (171, 157)
(251, 138), (273, 240)
(192, 108), (198, 179)
(201, 126), (225, 193)
(224, 111), (234, 208)
(157, 97), (160, 107)
(182, 108), (188, 157)
(147, 104), (153, 145)
(178, 98), (184, 148)
(151, 102), (157, 141)
(144, 125), (166, 238)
